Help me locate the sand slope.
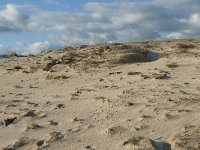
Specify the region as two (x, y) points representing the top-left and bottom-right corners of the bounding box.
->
(0, 39), (200, 150)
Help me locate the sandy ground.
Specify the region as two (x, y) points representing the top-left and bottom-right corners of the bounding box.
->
(0, 39), (200, 150)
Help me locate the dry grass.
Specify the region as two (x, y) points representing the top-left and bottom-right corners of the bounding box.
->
(174, 43), (195, 54)
(177, 43), (195, 49)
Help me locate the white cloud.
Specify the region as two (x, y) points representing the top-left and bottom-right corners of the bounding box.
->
(16, 41), (60, 55)
(166, 32), (185, 39)
(0, 4), (28, 32)
(23, 41), (51, 54)
(1, 1), (200, 54)
(180, 13), (200, 26)
(26, 0), (200, 45)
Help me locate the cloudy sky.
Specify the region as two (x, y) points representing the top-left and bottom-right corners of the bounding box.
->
(0, 0), (200, 54)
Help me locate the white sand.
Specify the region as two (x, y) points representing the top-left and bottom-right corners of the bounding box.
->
(0, 39), (200, 150)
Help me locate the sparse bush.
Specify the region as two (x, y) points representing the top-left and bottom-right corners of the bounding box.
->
(174, 43), (195, 54)
(177, 43), (195, 49)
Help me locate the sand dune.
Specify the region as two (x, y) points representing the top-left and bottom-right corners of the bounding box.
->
(0, 39), (200, 150)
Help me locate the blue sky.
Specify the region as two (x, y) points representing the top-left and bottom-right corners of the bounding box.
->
(0, 0), (200, 54)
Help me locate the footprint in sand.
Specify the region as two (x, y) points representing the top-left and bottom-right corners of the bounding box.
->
(85, 145), (96, 150)
(54, 103), (65, 109)
(48, 131), (65, 141)
(13, 85), (23, 89)
(163, 112), (175, 120)
(6, 99), (25, 108)
(24, 110), (37, 117)
(123, 136), (154, 149)
(2, 137), (33, 150)
(73, 117), (85, 123)
(36, 131), (65, 149)
(127, 71), (142, 75)
(107, 126), (126, 135)
(26, 122), (44, 131)
(134, 122), (149, 131)
(123, 136), (171, 150)
(70, 89), (83, 100)
(27, 102), (39, 107)
(24, 110), (47, 118)
(36, 140), (45, 146)
(45, 101), (52, 106)
(1, 116), (17, 126)
(49, 120), (59, 126)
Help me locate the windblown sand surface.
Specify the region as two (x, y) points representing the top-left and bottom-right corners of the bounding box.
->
(0, 39), (200, 150)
